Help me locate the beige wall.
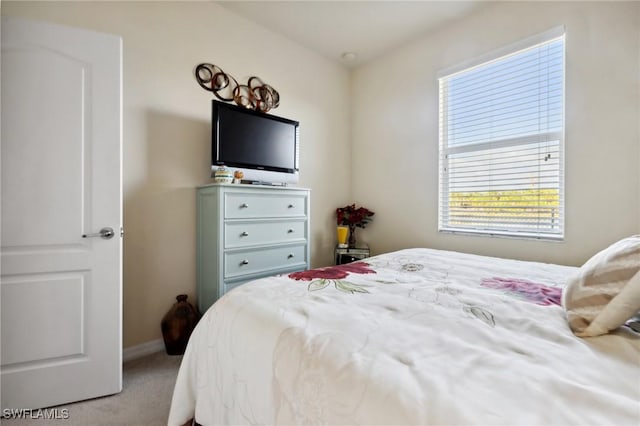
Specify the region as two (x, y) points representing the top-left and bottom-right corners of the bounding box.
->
(351, 1), (640, 266)
(4, 1), (639, 349)
(2, 1), (352, 348)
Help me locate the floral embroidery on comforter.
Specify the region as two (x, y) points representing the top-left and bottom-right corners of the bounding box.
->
(288, 262), (376, 293)
(481, 277), (563, 306)
(169, 248), (640, 426)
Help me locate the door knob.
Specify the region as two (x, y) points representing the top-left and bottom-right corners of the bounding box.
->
(82, 227), (115, 240)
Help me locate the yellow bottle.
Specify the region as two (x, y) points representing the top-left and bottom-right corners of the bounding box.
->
(336, 226), (349, 248)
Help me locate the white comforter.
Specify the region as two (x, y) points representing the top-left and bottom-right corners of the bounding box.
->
(169, 248), (640, 425)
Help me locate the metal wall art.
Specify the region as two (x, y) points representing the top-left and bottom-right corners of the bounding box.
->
(195, 63), (280, 113)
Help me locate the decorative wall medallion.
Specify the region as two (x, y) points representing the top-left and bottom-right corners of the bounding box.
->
(195, 63), (280, 112)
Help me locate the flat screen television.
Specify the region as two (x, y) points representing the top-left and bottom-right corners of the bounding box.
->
(212, 100), (300, 185)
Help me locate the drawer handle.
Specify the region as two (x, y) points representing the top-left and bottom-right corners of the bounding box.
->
(288, 253), (295, 259)
(240, 231), (249, 237)
(240, 203), (249, 208)
(240, 259), (249, 265)
(288, 204), (294, 208)
(287, 229), (294, 233)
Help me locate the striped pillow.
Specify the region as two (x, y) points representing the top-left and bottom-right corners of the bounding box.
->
(562, 235), (640, 337)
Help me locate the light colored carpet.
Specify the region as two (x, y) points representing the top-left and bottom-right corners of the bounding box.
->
(2, 351), (182, 426)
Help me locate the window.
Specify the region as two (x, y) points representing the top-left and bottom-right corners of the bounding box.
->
(438, 29), (565, 240)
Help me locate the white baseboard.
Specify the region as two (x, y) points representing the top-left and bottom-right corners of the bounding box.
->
(123, 338), (165, 362)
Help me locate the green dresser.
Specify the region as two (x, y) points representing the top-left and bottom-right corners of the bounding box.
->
(196, 184), (310, 312)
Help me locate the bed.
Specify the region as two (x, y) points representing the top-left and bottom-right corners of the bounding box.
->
(168, 247), (640, 425)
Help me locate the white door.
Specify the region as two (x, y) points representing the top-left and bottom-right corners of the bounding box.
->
(1, 17), (122, 409)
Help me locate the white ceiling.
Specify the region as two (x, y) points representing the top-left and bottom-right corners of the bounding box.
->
(216, 1), (486, 68)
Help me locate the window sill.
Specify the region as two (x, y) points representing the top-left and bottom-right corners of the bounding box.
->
(439, 227), (564, 242)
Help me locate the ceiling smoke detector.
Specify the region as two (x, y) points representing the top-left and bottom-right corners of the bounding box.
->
(341, 52), (358, 62)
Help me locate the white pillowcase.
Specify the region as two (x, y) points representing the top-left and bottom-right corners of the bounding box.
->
(562, 235), (640, 337)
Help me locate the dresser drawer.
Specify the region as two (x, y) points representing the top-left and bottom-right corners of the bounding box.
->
(225, 220), (306, 248)
(225, 244), (307, 279)
(224, 193), (307, 219)
(223, 263), (306, 295)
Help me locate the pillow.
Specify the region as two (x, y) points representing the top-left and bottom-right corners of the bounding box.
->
(562, 235), (640, 337)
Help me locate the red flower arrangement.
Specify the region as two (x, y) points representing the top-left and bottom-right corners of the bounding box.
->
(336, 204), (374, 229)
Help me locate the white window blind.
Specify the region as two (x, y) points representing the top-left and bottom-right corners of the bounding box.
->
(438, 32), (565, 240)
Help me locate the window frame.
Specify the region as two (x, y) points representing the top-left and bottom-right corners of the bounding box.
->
(437, 27), (566, 241)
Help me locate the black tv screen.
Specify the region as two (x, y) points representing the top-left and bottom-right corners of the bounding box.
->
(212, 100), (299, 182)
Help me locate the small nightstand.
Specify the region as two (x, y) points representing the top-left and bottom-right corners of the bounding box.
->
(334, 245), (370, 265)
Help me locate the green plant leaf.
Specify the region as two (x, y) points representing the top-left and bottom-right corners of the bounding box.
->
(463, 305), (495, 327)
(308, 279), (330, 292)
(334, 280), (369, 294)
